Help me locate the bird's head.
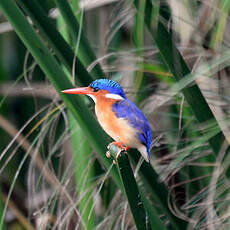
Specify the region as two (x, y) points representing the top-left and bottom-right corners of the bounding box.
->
(62, 79), (126, 103)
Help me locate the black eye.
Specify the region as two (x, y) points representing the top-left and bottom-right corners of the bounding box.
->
(93, 87), (100, 92)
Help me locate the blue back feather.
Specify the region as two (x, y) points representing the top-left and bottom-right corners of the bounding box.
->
(89, 79), (126, 98)
(112, 99), (152, 157)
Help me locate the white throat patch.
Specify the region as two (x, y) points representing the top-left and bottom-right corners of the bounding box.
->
(105, 93), (124, 100)
(87, 94), (96, 103)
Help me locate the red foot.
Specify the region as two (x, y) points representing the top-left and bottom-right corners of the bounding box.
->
(110, 142), (130, 151)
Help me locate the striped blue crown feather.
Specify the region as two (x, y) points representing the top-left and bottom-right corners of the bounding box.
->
(89, 79), (126, 99)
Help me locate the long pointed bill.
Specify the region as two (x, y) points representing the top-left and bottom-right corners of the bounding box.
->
(62, 87), (93, 95)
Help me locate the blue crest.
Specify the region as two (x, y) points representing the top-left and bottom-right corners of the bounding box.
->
(89, 79), (126, 98)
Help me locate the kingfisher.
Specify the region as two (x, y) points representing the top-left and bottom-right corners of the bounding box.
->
(62, 79), (152, 162)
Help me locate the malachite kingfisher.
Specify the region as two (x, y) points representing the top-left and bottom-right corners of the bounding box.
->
(62, 79), (152, 162)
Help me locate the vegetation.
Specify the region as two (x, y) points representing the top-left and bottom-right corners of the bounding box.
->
(0, 0), (230, 229)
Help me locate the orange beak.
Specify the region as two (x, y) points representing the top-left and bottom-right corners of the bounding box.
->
(62, 87), (93, 95)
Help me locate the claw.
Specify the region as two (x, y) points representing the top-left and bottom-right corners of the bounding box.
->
(107, 143), (111, 150)
(106, 151), (111, 158)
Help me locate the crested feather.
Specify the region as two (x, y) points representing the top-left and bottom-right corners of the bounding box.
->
(89, 79), (126, 99)
(90, 79), (121, 89)
(112, 99), (151, 158)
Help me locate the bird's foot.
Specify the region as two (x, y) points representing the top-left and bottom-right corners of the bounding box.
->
(106, 151), (111, 158)
(108, 142), (130, 152)
(107, 142), (129, 163)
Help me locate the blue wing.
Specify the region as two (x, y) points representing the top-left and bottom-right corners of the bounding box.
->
(112, 99), (152, 156)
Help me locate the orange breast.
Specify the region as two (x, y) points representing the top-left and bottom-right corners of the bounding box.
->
(95, 96), (140, 148)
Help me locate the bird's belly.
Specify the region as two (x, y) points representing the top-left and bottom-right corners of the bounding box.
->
(95, 107), (140, 148)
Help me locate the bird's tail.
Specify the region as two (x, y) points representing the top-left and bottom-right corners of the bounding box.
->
(138, 145), (149, 163)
